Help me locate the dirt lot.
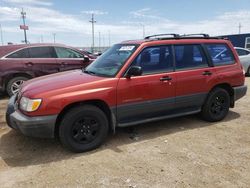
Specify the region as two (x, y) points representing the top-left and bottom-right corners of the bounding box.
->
(0, 79), (249, 188)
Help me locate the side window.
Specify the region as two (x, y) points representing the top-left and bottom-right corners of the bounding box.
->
(6, 48), (29, 58)
(132, 46), (173, 74)
(236, 49), (250, 56)
(174, 44), (208, 70)
(28, 47), (56, 58)
(205, 44), (235, 66)
(55, 47), (84, 58)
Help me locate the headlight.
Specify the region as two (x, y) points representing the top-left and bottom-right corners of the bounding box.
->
(19, 97), (42, 112)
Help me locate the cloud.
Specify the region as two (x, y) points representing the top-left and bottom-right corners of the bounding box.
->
(0, 6), (20, 21)
(81, 10), (108, 15)
(0, 4), (250, 46)
(3, 0), (53, 6)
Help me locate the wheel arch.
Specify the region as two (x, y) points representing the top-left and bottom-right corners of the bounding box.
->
(54, 99), (115, 137)
(4, 72), (33, 89)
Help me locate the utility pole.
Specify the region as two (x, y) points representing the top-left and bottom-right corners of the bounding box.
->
(53, 33), (56, 43)
(238, 23), (242, 34)
(20, 8), (28, 44)
(142, 24), (145, 38)
(89, 13), (96, 53)
(108, 30), (111, 47)
(98, 31), (101, 51)
(0, 23), (3, 45)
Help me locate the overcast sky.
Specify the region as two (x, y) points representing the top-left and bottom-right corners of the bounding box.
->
(0, 0), (250, 47)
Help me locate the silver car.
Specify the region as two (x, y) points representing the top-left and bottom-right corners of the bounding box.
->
(235, 47), (250, 76)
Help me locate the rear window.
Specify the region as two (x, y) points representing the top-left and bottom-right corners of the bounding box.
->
(6, 48), (29, 58)
(174, 44), (208, 70)
(205, 44), (235, 66)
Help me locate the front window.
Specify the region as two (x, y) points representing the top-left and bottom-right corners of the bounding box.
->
(55, 47), (84, 58)
(85, 44), (138, 77)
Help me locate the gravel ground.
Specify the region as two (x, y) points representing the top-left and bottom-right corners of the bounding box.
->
(0, 78), (249, 188)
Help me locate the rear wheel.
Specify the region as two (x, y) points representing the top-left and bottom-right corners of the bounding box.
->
(201, 88), (230, 122)
(6, 76), (29, 96)
(59, 105), (109, 153)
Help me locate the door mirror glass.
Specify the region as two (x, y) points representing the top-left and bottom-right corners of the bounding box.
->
(126, 66), (142, 78)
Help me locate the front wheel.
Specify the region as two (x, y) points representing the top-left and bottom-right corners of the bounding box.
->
(59, 105), (109, 153)
(201, 88), (230, 122)
(6, 76), (29, 96)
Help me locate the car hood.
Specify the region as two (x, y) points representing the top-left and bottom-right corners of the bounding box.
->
(21, 70), (107, 97)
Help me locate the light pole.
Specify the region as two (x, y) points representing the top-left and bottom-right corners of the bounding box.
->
(20, 8), (28, 44)
(238, 23), (242, 34)
(89, 14), (96, 53)
(108, 30), (111, 47)
(0, 23), (3, 45)
(98, 31), (101, 51)
(53, 33), (56, 43)
(142, 25), (145, 38)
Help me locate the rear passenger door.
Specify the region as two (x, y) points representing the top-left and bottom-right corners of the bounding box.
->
(27, 46), (59, 76)
(54, 47), (87, 71)
(174, 44), (216, 110)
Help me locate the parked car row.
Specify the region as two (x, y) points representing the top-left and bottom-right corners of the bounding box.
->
(0, 43), (97, 96)
(5, 34), (247, 152)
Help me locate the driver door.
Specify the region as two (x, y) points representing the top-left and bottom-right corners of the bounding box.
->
(116, 45), (176, 126)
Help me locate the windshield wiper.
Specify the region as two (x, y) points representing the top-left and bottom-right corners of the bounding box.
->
(83, 69), (96, 75)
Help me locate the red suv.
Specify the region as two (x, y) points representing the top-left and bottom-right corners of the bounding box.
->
(6, 34), (247, 152)
(0, 43), (96, 96)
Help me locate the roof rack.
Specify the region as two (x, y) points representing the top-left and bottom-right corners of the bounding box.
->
(144, 33), (227, 41)
(144, 33), (180, 40)
(181, 33), (210, 38)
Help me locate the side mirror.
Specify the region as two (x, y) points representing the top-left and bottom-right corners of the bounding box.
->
(83, 56), (90, 63)
(126, 66), (143, 78)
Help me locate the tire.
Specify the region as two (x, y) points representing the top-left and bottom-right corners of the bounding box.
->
(6, 76), (29, 96)
(59, 105), (109, 153)
(201, 88), (230, 122)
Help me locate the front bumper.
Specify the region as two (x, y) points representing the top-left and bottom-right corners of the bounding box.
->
(233, 85), (247, 101)
(6, 95), (57, 138)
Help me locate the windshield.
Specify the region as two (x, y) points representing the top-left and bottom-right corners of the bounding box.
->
(85, 44), (138, 77)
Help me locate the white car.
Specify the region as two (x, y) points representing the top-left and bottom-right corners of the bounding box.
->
(235, 47), (250, 76)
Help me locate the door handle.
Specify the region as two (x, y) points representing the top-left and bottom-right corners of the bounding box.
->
(61, 62), (68, 66)
(160, 76), (172, 81)
(202, 71), (212, 76)
(25, 62), (33, 67)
